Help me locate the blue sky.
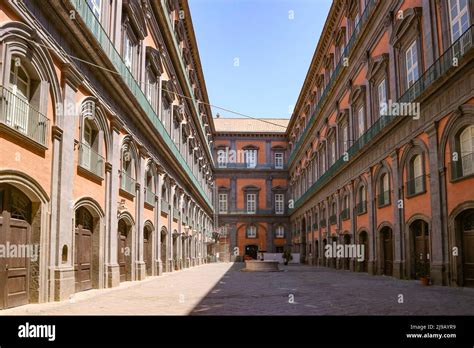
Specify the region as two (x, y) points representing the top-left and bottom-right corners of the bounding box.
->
(188, 0), (332, 119)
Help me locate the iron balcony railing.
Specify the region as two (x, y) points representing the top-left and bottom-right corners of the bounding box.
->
(378, 190), (390, 207)
(70, 0), (213, 209)
(406, 175), (426, 196)
(340, 208), (349, 220)
(218, 208), (276, 215)
(290, 25), (474, 213)
(160, 199), (169, 214)
(288, 0), (378, 164)
(173, 209), (180, 220)
(356, 200), (367, 215)
(216, 162), (288, 170)
(450, 152), (474, 180)
(78, 142), (104, 178)
(320, 218), (327, 228)
(0, 86), (49, 147)
(120, 171), (136, 195)
(313, 222), (318, 230)
(145, 188), (155, 206)
(329, 215), (337, 225)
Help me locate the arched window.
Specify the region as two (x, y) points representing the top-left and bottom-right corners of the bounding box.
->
(407, 154), (425, 195)
(8, 57), (30, 134)
(144, 167), (155, 206)
(460, 125), (474, 176)
(357, 185), (367, 214)
(121, 147), (136, 194)
(378, 173), (390, 207)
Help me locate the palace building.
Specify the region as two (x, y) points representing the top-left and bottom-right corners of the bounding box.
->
(287, 0), (474, 287)
(1, 0), (474, 311)
(0, 0), (215, 309)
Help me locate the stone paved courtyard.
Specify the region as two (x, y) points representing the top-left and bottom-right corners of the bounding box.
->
(2, 263), (474, 315)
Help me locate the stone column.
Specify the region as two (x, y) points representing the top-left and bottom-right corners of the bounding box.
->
(169, 181), (176, 271)
(391, 150), (403, 279)
(52, 66), (82, 301)
(367, 170), (376, 275)
(155, 168), (164, 275)
(427, 123), (447, 285)
(349, 181), (357, 272)
(135, 149), (147, 280)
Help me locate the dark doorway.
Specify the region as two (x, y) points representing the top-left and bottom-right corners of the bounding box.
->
(359, 231), (369, 272)
(143, 227), (152, 276)
(245, 245), (258, 259)
(410, 220), (430, 279)
(118, 219), (132, 282)
(462, 210), (474, 287)
(343, 234), (351, 270)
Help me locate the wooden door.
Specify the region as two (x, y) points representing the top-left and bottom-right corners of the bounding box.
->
(359, 232), (368, 272)
(74, 226), (92, 292)
(143, 229), (151, 276)
(118, 220), (129, 283)
(383, 228), (393, 276)
(463, 211), (474, 287)
(414, 220), (430, 279)
(0, 185), (31, 309)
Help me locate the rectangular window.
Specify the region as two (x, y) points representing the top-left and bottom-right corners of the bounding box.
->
(275, 194), (284, 214)
(330, 139), (336, 165)
(378, 79), (387, 116)
(275, 226), (284, 238)
(358, 106), (365, 138)
(218, 193), (227, 213)
(247, 225), (257, 238)
(245, 150), (257, 168)
(123, 33), (133, 72)
(449, 0), (470, 42)
(246, 193), (256, 214)
(87, 0), (101, 20)
(405, 41), (419, 88)
(342, 124), (348, 153)
(275, 152), (284, 169)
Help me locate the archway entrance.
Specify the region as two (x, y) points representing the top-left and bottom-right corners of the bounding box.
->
(118, 219), (132, 282)
(0, 184), (32, 309)
(381, 227), (393, 276)
(358, 231), (369, 272)
(74, 207), (94, 292)
(459, 210), (474, 287)
(143, 226), (152, 276)
(410, 219), (430, 279)
(245, 245), (258, 259)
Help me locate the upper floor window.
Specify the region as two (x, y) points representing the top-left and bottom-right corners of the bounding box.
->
(123, 32), (133, 72)
(121, 149), (136, 194)
(358, 106), (365, 138)
(8, 58), (30, 134)
(460, 125), (474, 176)
(247, 225), (257, 238)
(405, 40), (419, 88)
(79, 118), (103, 177)
(330, 138), (336, 165)
(407, 154), (425, 195)
(244, 149), (257, 168)
(246, 193), (257, 214)
(378, 79), (387, 116)
(449, 0), (470, 42)
(275, 152), (284, 169)
(342, 124), (349, 153)
(378, 172), (390, 207)
(87, 0), (101, 20)
(321, 148), (326, 173)
(275, 225), (285, 238)
(218, 193), (228, 213)
(275, 193), (284, 214)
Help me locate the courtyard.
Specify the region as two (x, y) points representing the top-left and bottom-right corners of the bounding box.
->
(2, 263), (474, 316)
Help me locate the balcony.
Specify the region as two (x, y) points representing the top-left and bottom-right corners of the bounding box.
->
(450, 153), (474, 181)
(378, 190), (390, 207)
(120, 171), (136, 195)
(78, 142), (104, 178)
(340, 208), (349, 221)
(69, 0), (213, 209)
(329, 215), (337, 225)
(145, 188), (155, 206)
(173, 209), (180, 220)
(313, 222), (318, 230)
(406, 175), (426, 197)
(288, 0), (378, 164)
(218, 208), (277, 215)
(290, 26), (474, 213)
(320, 219), (327, 228)
(0, 86), (49, 147)
(356, 201), (367, 215)
(160, 199), (169, 214)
